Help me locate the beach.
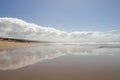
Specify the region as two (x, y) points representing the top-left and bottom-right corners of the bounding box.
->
(0, 40), (40, 50)
(0, 42), (120, 80)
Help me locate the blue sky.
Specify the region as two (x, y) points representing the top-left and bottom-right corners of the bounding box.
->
(0, 0), (120, 32)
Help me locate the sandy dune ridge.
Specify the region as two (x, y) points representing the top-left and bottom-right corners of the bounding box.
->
(0, 37), (45, 50)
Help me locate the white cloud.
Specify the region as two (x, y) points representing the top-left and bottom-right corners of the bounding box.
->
(0, 17), (120, 41)
(107, 30), (117, 33)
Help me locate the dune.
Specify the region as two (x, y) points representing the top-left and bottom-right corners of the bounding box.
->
(0, 37), (44, 50)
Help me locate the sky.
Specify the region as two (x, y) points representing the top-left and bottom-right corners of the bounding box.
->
(0, 0), (120, 32)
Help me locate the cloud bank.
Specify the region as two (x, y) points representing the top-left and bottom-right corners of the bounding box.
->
(0, 44), (120, 70)
(0, 17), (120, 41)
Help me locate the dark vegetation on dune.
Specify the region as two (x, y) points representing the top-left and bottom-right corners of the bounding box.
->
(0, 37), (47, 43)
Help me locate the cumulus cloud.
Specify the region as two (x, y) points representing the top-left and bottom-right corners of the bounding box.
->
(0, 17), (120, 41)
(0, 44), (120, 70)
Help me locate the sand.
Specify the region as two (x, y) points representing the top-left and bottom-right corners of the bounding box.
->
(0, 55), (120, 80)
(0, 40), (40, 50)
(0, 42), (120, 80)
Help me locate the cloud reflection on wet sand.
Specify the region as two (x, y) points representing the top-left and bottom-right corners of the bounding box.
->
(0, 44), (120, 70)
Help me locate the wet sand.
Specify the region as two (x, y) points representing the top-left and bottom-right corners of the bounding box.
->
(0, 55), (120, 80)
(0, 44), (120, 80)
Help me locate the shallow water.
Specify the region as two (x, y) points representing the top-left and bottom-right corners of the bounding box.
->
(0, 44), (120, 80)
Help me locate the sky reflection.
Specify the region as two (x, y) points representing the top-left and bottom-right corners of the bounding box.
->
(0, 44), (120, 70)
